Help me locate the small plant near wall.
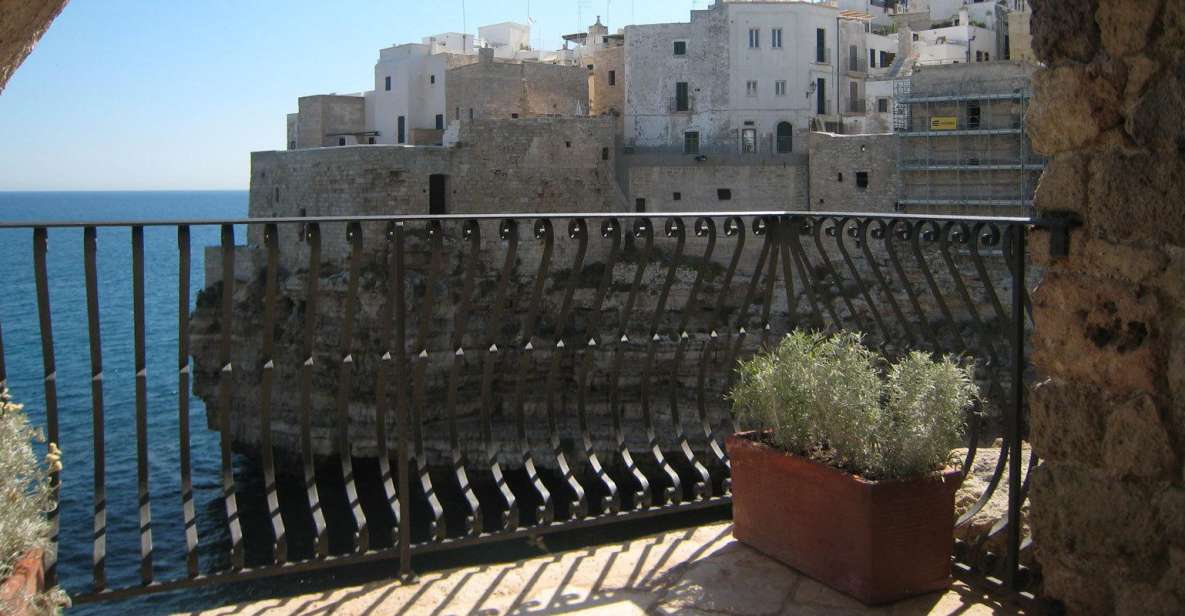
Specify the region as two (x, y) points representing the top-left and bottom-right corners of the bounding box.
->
(729, 330), (973, 480)
(1, 386), (65, 614)
(726, 330), (977, 605)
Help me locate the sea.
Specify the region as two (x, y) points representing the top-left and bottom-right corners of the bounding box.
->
(0, 191), (256, 614)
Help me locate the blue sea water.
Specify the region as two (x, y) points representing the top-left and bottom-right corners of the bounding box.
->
(0, 191), (248, 614)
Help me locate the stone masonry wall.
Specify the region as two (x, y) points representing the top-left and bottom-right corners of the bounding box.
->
(627, 157), (809, 213)
(808, 132), (899, 212)
(445, 57), (588, 121)
(1026, 1), (1185, 614)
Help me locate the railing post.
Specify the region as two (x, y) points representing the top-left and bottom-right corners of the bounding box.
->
(32, 227), (60, 587)
(393, 222), (413, 580)
(1006, 223), (1025, 591)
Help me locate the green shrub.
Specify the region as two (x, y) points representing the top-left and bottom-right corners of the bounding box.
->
(0, 387), (52, 580)
(729, 331), (975, 480)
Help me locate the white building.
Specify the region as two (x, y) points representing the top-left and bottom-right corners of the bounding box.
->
(624, 0), (888, 155)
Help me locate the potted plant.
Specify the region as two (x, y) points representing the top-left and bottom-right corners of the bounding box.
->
(726, 331), (975, 605)
(0, 387), (63, 615)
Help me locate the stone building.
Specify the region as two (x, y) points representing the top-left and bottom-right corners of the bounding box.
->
(807, 131), (898, 212)
(445, 48), (588, 124)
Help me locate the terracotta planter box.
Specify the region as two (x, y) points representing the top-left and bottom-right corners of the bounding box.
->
(727, 432), (962, 605)
(0, 549), (45, 616)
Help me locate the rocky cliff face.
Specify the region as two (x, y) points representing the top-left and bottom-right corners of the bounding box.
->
(190, 216), (1027, 475)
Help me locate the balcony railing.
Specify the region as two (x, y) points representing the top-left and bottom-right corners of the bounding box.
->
(846, 98), (867, 114)
(813, 47), (831, 64)
(847, 57), (868, 74)
(0, 210), (1057, 607)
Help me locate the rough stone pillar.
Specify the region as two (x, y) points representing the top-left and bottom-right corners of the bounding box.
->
(0, 0), (69, 93)
(1027, 1), (1185, 613)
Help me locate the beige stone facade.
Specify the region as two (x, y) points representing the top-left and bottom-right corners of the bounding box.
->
(1027, 0), (1185, 613)
(808, 132), (898, 212)
(445, 50), (588, 122)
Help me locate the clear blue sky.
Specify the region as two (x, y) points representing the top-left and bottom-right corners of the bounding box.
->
(0, 0), (701, 191)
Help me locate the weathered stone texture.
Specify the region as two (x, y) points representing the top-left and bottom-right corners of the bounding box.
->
(0, 0), (68, 93)
(807, 132), (898, 213)
(1030, 1), (1185, 612)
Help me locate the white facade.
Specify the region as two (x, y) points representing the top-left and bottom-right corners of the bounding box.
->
(370, 44), (458, 145)
(624, 1), (874, 153)
(479, 22), (531, 59)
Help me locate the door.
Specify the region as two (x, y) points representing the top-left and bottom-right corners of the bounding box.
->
(429, 174), (447, 215)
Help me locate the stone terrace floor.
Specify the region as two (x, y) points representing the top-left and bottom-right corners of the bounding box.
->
(190, 521), (1020, 616)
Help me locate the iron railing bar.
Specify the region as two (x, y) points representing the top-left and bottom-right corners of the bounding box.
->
(411, 221), (447, 541)
(809, 217), (863, 333)
(666, 217), (712, 501)
(32, 227), (61, 587)
(884, 221), (941, 351)
(444, 220), (484, 535)
(216, 224), (244, 570)
(177, 226), (200, 578)
(609, 219), (654, 510)
(392, 223), (413, 577)
(132, 226), (155, 584)
(542, 218), (589, 520)
(784, 217), (833, 332)
(510, 219), (555, 525)
(860, 220), (918, 350)
(374, 223), (402, 546)
(299, 223), (329, 558)
(259, 224), (288, 563)
(70, 496), (731, 605)
(910, 222), (968, 352)
(1006, 224), (1025, 591)
(575, 218), (623, 514)
(831, 219), (894, 352)
(478, 220), (520, 532)
(641, 217), (683, 507)
(83, 227), (107, 591)
(0, 211), (1040, 230)
(335, 221), (370, 552)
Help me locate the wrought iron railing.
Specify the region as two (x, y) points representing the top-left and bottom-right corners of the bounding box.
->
(0, 211), (1059, 607)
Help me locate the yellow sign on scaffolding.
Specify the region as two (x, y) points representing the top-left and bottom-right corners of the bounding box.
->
(930, 116), (958, 130)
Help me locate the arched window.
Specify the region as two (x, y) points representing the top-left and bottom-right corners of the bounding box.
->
(776, 122), (793, 153)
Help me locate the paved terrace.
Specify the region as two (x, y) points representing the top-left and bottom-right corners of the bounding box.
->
(192, 522), (1018, 616)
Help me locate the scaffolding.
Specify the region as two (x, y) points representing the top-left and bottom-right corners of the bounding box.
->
(892, 65), (1043, 216)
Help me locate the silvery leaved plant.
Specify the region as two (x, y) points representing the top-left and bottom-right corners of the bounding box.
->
(0, 387), (52, 580)
(729, 330), (974, 480)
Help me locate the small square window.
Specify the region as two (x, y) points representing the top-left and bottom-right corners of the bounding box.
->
(430, 74), (436, 84)
(338, 137), (346, 146)
(601, 147), (610, 160)
(717, 189), (732, 201)
(608, 70), (616, 86)
(635, 198), (646, 212)
(877, 98), (889, 113)
(673, 192), (682, 201)
(511, 113), (519, 118)
(856, 172), (869, 189)
(565, 141), (571, 148)
(775, 80), (786, 96)
(674, 41), (687, 56)
(368, 137), (375, 144)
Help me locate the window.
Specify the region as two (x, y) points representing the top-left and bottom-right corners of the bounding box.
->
(684, 130), (699, 154)
(274, 186), (280, 202)
(870, 49), (876, 68)
(1004, 35), (1011, 60)
(776, 122), (792, 153)
(881, 51), (894, 66)
(741, 128), (757, 153)
(771, 28), (783, 48)
(849, 81), (859, 109)
(968, 101), (981, 129)
(856, 172), (869, 189)
(837, 172), (843, 182)
(385, 76), (391, 91)
(717, 189), (732, 201)
(398, 116), (406, 143)
(429, 174), (448, 214)
(672, 192), (682, 201)
(511, 113), (519, 118)
(816, 28), (826, 62)
(635, 198), (646, 213)
(912, 32), (919, 41)
(608, 70), (616, 86)
(877, 97), (889, 113)
(675, 82), (689, 111)
(565, 141), (571, 148)
(748, 28), (760, 48)
(435, 114), (444, 130)
(368, 137), (376, 144)
(673, 40), (687, 56)
(288, 140), (296, 150)
(775, 80), (786, 96)
(984, 52), (990, 61)
(816, 77), (826, 114)
(338, 137), (346, 146)
(976, 50), (983, 62)
(746, 80), (758, 97)
(849, 45), (858, 71)
(430, 74), (436, 84)
(455, 106), (460, 120)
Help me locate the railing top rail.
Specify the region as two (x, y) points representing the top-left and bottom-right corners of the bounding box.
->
(0, 210), (1041, 230)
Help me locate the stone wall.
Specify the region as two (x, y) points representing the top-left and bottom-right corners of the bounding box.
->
(0, 0), (68, 93)
(294, 95), (367, 149)
(589, 46), (624, 117)
(808, 132), (898, 212)
(445, 55), (588, 121)
(626, 156), (809, 213)
(1026, 1), (1185, 613)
